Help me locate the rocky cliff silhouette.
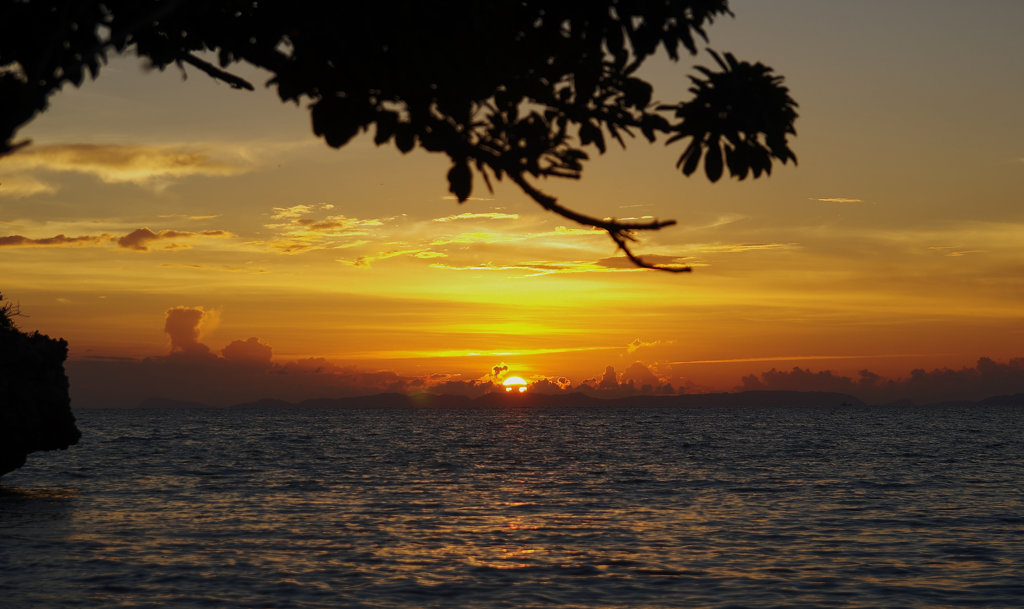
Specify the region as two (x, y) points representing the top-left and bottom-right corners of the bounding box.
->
(0, 322), (81, 476)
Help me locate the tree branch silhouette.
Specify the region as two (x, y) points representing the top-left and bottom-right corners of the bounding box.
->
(0, 1), (797, 271)
(506, 172), (690, 273)
(179, 54), (254, 91)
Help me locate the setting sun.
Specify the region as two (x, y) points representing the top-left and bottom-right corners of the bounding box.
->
(502, 377), (528, 393)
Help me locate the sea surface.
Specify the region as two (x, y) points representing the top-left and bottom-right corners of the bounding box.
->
(1, 403), (1021, 608)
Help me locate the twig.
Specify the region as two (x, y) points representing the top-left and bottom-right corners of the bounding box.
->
(507, 172), (691, 273)
(181, 54), (254, 90)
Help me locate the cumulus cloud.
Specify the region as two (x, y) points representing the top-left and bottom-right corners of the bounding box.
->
(490, 363), (509, 380)
(526, 377), (574, 394)
(620, 362), (663, 391)
(2, 143), (250, 186)
(424, 378), (501, 398)
(598, 365), (619, 389)
(572, 363), (677, 397)
(737, 357), (1024, 404)
(164, 306), (214, 357)
(221, 337), (273, 365)
(0, 233), (111, 247)
(117, 227), (231, 251)
(68, 309), (531, 406)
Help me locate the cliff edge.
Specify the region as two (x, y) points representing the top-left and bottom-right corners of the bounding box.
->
(0, 321), (81, 477)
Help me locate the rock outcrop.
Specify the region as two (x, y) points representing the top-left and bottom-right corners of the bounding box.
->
(0, 326), (81, 476)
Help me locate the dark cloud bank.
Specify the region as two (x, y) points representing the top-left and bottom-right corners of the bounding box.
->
(66, 308), (1024, 408)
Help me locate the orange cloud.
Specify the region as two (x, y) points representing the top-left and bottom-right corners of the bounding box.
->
(264, 204), (389, 253)
(597, 255), (693, 270)
(157, 263), (268, 273)
(811, 197), (864, 204)
(2, 143), (250, 186)
(0, 175), (57, 198)
(117, 227), (231, 251)
(0, 233), (111, 247)
(432, 212), (519, 222)
(688, 243), (796, 254)
(164, 306), (213, 357)
(627, 338), (672, 354)
(222, 337), (273, 365)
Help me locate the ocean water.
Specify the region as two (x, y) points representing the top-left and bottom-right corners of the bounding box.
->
(1, 403), (1021, 608)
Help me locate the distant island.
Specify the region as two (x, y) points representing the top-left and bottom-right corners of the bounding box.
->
(128, 389), (1024, 410)
(138, 390), (865, 410)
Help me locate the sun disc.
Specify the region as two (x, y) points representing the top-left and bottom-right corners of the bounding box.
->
(502, 376), (528, 392)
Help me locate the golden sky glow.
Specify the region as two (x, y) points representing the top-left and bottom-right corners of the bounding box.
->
(2, 1), (1024, 406)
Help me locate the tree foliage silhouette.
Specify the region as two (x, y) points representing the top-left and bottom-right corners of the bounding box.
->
(0, 292), (21, 331)
(0, 1), (797, 271)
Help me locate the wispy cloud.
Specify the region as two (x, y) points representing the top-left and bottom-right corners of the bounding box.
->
(627, 338), (673, 354)
(696, 214), (749, 229)
(0, 175), (58, 198)
(928, 246), (985, 257)
(264, 204), (389, 253)
(429, 225), (600, 247)
(158, 263), (268, 273)
(430, 258), (658, 276)
(260, 202), (666, 274)
(270, 204), (332, 221)
(811, 197), (864, 204)
(157, 214), (223, 221)
(433, 212), (519, 222)
(0, 233), (111, 247)
(340, 246), (434, 267)
(2, 143), (251, 187)
(597, 254), (694, 270)
(688, 242), (797, 254)
(352, 345), (619, 360)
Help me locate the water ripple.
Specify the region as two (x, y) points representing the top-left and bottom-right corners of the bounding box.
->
(1, 404), (1021, 608)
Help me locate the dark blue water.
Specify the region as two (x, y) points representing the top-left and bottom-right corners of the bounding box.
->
(2, 404), (1021, 608)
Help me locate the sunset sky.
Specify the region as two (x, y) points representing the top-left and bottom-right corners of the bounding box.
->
(3, 1), (1023, 406)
